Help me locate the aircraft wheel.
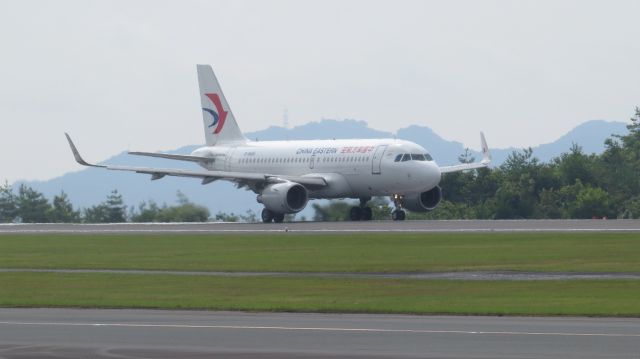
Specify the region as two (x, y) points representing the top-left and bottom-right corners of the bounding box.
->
(350, 206), (363, 221)
(261, 208), (274, 223)
(391, 209), (406, 221)
(361, 207), (373, 221)
(273, 213), (285, 223)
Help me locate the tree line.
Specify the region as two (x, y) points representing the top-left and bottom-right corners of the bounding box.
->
(0, 186), (210, 223)
(313, 107), (640, 220)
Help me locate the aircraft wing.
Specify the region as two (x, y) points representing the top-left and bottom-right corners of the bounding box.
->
(439, 132), (492, 174)
(65, 133), (327, 188)
(128, 151), (215, 163)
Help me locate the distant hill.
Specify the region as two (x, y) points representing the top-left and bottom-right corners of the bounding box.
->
(16, 119), (628, 216)
(486, 120), (629, 165)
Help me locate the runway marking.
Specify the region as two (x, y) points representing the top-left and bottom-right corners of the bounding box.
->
(0, 321), (638, 338)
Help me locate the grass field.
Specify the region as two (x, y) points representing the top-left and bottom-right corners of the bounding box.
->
(2, 232), (640, 316)
(1, 272), (639, 316)
(0, 232), (639, 272)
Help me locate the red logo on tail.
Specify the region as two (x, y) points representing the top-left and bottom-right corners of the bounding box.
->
(204, 93), (227, 134)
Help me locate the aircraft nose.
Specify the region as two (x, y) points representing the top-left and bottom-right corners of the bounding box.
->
(423, 161), (441, 188)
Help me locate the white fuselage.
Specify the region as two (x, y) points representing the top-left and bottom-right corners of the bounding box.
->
(191, 138), (441, 199)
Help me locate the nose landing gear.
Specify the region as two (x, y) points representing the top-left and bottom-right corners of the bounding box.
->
(391, 209), (406, 221)
(391, 194), (406, 221)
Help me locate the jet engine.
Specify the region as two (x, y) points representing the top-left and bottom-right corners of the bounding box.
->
(403, 186), (442, 212)
(257, 182), (308, 214)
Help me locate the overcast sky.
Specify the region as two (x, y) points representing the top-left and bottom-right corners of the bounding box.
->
(1, 0), (639, 183)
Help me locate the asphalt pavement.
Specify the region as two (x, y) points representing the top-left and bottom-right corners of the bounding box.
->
(1, 308), (639, 359)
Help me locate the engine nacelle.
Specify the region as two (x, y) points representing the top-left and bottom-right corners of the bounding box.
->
(403, 186), (442, 212)
(257, 182), (308, 214)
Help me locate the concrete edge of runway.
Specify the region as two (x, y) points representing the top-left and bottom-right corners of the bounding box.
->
(1, 219), (640, 234)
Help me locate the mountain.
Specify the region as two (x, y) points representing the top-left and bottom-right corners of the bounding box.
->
(16, 119), (628, 216)
(486, 120), (629, 165)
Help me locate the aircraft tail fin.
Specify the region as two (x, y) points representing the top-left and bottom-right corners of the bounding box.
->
(197, 64), (247, 146)
(480, 132), (491, 164)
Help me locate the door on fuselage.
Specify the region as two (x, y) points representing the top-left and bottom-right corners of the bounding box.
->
(371, 145), (387, 174)
(309, 155), (315, 169)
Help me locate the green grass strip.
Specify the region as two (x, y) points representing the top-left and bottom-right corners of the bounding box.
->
(1, 272), (639, 316)
(1, 233), (640, 273)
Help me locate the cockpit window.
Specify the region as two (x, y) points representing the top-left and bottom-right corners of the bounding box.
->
(396, 153), (434, 162)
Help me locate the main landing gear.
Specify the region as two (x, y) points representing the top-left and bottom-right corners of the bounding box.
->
(349, 197), (373, 221)
(261, 208), (285, 223)
(391, 194), (406, 221)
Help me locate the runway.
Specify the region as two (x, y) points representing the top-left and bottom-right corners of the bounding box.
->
(1, 219), (640, 234)
(0, 309), (638, 359)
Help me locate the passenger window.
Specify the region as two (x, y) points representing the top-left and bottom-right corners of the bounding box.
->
(401, 154), (411, 162)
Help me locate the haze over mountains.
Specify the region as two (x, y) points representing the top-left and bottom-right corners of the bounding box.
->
(16, 119), (628, 216)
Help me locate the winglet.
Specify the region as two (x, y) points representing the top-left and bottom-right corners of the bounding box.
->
(64, 133), (105, 168)
(480, 132), (491, 165)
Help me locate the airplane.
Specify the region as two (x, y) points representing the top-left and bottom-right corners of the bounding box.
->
(65, 64), (491, 223)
